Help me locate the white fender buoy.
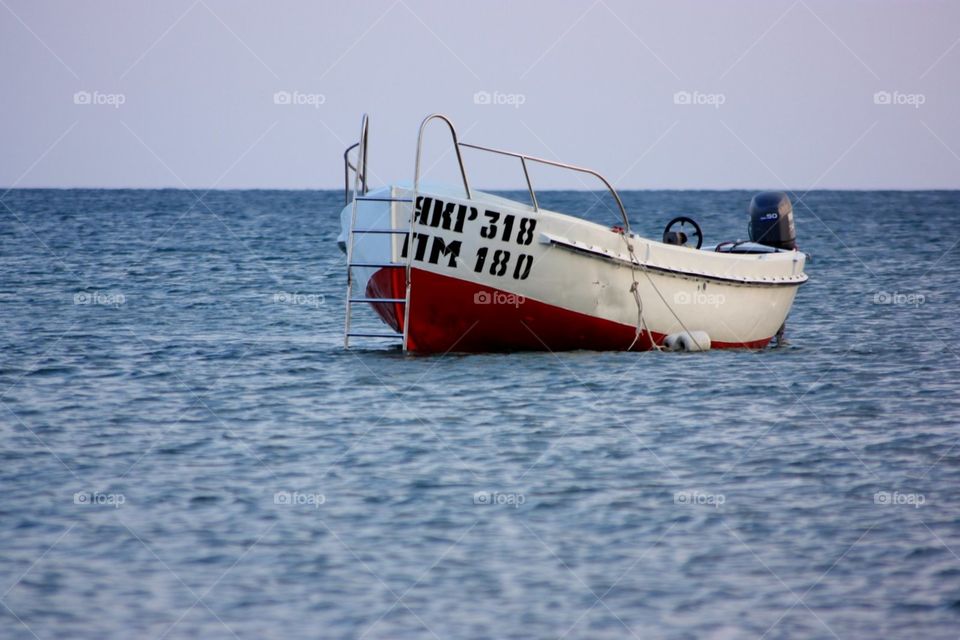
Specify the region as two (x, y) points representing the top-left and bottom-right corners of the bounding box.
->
(663, 331), (711, 352)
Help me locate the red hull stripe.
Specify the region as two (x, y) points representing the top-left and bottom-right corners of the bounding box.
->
(365, 268), (772, 353)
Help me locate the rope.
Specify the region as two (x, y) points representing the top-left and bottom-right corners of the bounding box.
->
(627, 281), (660, 352)
(619, 232), (706, 353)
(621, 235), (662, 352)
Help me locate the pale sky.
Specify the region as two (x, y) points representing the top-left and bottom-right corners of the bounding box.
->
(2, 0), (958, 190)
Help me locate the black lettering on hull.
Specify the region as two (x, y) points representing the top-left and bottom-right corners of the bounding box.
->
(428, 237), (461, 268)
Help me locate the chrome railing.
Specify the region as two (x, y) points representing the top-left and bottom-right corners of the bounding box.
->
(415, 113), (630, 232)
(342, 114), (369, 204)
(413, 114), (472, 200)
(343, 113), (631, 232)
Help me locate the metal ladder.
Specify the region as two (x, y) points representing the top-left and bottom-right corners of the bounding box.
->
(343, 115), (414, 350)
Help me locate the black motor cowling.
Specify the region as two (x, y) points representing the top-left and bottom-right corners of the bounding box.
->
(748, 191), (796, 250)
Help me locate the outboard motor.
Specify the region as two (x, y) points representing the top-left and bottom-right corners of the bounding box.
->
(748, 192), (796, 250)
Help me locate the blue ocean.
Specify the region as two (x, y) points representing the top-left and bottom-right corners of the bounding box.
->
(1, 189), (958, 639)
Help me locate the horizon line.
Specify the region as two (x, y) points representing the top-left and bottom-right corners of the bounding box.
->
(3, 186), (959, 192)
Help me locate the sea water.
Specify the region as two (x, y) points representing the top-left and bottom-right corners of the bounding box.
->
(1, 189), (958, 638)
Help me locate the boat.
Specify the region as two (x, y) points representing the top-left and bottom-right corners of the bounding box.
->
(338, 114), (808, 353)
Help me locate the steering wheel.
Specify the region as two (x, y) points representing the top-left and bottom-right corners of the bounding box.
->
(662, 216), (703, 249)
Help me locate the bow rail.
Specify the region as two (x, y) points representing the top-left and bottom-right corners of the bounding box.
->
(343, 113), (630, 232)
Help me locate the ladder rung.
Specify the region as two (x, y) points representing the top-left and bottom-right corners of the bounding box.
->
(349, 262), (406, 268)
(350, 297), (406, 303)
(347, 331), (404, 339)
(352, 228), (409, 234)
(356, 197), (414, 202)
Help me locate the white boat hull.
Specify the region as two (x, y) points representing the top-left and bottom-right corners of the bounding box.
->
(340, 185), (807, 353)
